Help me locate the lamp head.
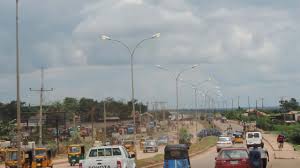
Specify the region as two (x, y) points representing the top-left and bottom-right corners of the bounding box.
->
(191, 64), (199, 68)
(101, 35), (111, 40)
(152, 33), (160, 38)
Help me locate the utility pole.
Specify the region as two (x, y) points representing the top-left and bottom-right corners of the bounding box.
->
(231, 98), (234, 111)
(15, 1), (22, 167)
(30, 68), (53, 146)
(261, 98), (264, 110)
(238, 96), (240, 109)
(248, 96), (250, 112)
(256, 100), (258, 110)
(55, 118), (59, 152)
(139, 102), (142, 124)
(104, 101), (107, 143)
(91, 106), (95, 140)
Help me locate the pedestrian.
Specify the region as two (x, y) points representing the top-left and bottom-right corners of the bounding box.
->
(277, 133), (285, 150)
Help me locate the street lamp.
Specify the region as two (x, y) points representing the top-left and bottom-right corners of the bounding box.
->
(101, 33), (160, 143)
(156, 64), (199, 140)
(178, 78), (212, 132)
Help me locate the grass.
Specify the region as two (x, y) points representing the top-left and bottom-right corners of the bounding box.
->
(136, 154), (164, 168)
(136, 136), (218, 168)
(189, 136), (218, 154)
(294, 145), (300, 151)
(199, 120), (212, 129)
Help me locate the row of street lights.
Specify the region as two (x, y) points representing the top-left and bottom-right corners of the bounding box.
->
(101, 33), (160, 143)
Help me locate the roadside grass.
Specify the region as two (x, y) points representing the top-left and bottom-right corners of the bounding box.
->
(189, 136), (218, 154)
(199, 120), (211, 129)
(294, 145), (300, 151)
(136, 136), (218, 168)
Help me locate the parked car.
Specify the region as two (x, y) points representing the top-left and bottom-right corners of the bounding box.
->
(246, 132), (264, 148)
(215, 147), (250, 168)
(216, 136), (233, 152)
(157, 135), (169, 145)
(143, 140), (158, 153)
(79, 145), (136, 168)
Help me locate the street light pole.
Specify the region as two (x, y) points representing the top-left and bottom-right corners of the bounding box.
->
(193, 87), (198, 132)
(101, 33), (160, 143)
(15, 0), (22, 168)
(156, 64), (198, 141)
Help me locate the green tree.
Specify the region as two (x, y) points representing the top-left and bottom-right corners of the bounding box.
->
(279, 98), (299, 112)
(179, 128), (193, 146)
(79, 97), (97, 122)
(63, 97), (79, 121)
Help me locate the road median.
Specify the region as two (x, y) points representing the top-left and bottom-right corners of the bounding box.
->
(137, 136), (218, 168)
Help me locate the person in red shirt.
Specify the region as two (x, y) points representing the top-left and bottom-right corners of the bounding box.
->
(277, 134), (285, 149)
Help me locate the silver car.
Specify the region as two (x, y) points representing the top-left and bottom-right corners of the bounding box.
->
(143, 140), (158, 153)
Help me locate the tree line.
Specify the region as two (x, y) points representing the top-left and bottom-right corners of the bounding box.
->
(0, 97), (148, 123)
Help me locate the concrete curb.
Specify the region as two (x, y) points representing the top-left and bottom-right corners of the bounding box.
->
(140, 143), (216, 168)
(53, 160), (68, 165)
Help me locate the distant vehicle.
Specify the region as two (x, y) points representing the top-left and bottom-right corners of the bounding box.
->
(158, 135), (169, 145)
(215, 147), (250, 168)
(233, 132), (244, 144)
(246, 132), (264, 148)
(221, 117), (227, 123)
(143, 140), (158, 153)
(79, 145), (136, 168)
(216, 136), (233, 152)
(127, 127), (134, 134)
(164, 144), (190, 168)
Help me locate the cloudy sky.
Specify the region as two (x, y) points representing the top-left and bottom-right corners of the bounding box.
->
(1, 0), (300, 108)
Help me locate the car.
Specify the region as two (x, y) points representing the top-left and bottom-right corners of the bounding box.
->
(216, 136), (233, 152)
(157, 135), (169, 145)
(143, 140), (158, 153)
(79, 145), (136, 168)
(246, 132), (264, 148)
(215, 147), (250, 168)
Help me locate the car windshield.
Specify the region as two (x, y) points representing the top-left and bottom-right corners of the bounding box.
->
(220, 150), (248, 159)
(6, 151), (18, 161)
(248, 133), (260, 138)
(165, 150), (189, 160)
(254, 133), (260, 138)
(35, 149), (46, 156)
(218, 137), (230, 142)
(145, 141), (156, 146)
(69, 146), (80, 153)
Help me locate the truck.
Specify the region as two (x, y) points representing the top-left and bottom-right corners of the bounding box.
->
(79, 145), (136, 168)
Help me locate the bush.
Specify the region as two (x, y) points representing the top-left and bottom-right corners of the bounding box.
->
(256, 116), (273, 131)
(273, 124), (300, 144)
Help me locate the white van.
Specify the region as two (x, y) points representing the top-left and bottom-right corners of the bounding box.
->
(246, 132), (264, 148)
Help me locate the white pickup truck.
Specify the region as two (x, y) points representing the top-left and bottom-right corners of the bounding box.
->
(79, 145), (136, 168)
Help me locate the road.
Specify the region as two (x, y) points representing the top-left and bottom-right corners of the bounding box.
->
(190, 120), (300, 168)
